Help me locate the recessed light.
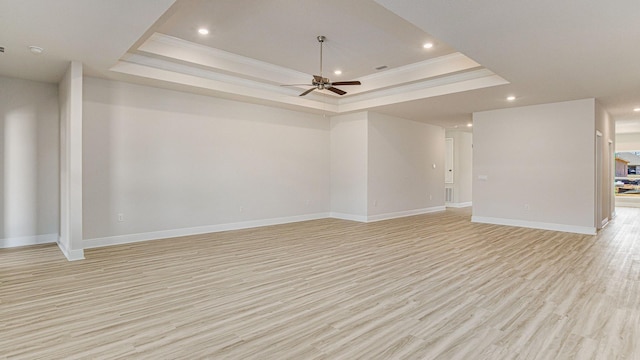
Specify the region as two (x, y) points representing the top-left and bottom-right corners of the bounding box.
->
(334, 70), (342, 75)
(423, 42), (434, 49)
(507, 95), (516, 101)
(28, 46), (43, 54)
(634, 107), (640, 112)
(198, 28), (209, 35)
(467, 123), (473, 127)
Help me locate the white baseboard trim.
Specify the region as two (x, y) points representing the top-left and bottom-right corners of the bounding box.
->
(84, 212), (331, 249)
(56, 239), (85, 261)
(471, 216), (597, 235)
(367, 206), (446, 222)
(1, 233), (57, 248)
(330, 212), (368, 222)
(445, 202), (472, 208)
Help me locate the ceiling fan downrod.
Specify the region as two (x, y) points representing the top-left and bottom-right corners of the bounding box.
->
(317, 35), (325, 81)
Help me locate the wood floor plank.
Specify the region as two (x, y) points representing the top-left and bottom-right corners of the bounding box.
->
(2, 207), (640, 359)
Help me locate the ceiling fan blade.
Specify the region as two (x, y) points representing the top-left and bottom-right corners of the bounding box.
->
(299, 88), (316, 96)
(331, 81), (361, 86)
(327, 87), (346, 96)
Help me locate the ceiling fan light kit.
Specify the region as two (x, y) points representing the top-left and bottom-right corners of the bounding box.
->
(282, 35), (361, 97)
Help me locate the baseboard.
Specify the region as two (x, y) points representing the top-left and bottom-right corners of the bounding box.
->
(367, 206), (446, 222)
(330, 212), (368, 222)
(56, 239), (85, 261)
(445, 202), (472, 208)
(0, 233), (57, 248)
(84, 212), (331, 249)
(471, 216), (597, 235)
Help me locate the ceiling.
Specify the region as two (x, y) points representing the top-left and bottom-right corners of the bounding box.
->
(2, 0), (640, 132)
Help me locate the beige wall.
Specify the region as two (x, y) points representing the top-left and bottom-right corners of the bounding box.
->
(367, 112), (445, 218)
(444, 130), (473, 206)
(595, 100), (615, 226)
(0, 76), (59, 247)
(59, 62), (84, 259)
(330, 111), (445, 221)
(330, 112), (368, 220)
(616, 133), (640, 152)
(472, 98), (597, 234)
(83, 77), (330, 245)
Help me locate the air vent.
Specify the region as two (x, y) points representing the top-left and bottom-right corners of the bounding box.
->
(445, 188), (454, 203)
(0, 47), (5, 53)
(375, 65), (388, 70)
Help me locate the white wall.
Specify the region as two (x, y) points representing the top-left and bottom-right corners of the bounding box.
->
(472, 98), (597, 234)
(367, 112), (445, 219)
(595, 101), (615, 225)
(82, 77), (330, 247)
(457, 132), (473, 204)
(58, 62), (84, 260)
(330, 112), (368, 220)
(444, 130), (473, 206)
(616, 133), (640, 152)
(0, 76), (59, 248)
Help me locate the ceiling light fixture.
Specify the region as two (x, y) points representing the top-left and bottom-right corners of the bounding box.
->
(423, 42), (434, 49)
(467, 123), (473, 127)
(198, 28), (209, 35)
(28, 46), (43, 54)
(334, 70), (342, 75)
(634, 107), (640, 112)
(507, 95), (516, 101)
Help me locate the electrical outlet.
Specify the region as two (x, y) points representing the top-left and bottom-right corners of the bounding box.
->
(117, 213), (124, 222)
(524, 204), (530, 211)
(239, 206), (244, 213)
(429, 194), (433, 200)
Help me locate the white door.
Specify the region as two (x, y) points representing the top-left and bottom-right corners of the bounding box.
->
(445, 138), (454, 183)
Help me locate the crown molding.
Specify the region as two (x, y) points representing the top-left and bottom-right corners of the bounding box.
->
(110, 33), (509, 115)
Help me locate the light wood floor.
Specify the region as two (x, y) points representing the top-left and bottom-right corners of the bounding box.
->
(2, 208), (639, 359)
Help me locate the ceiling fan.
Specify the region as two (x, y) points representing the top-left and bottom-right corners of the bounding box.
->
(283, 36), (361, 97)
